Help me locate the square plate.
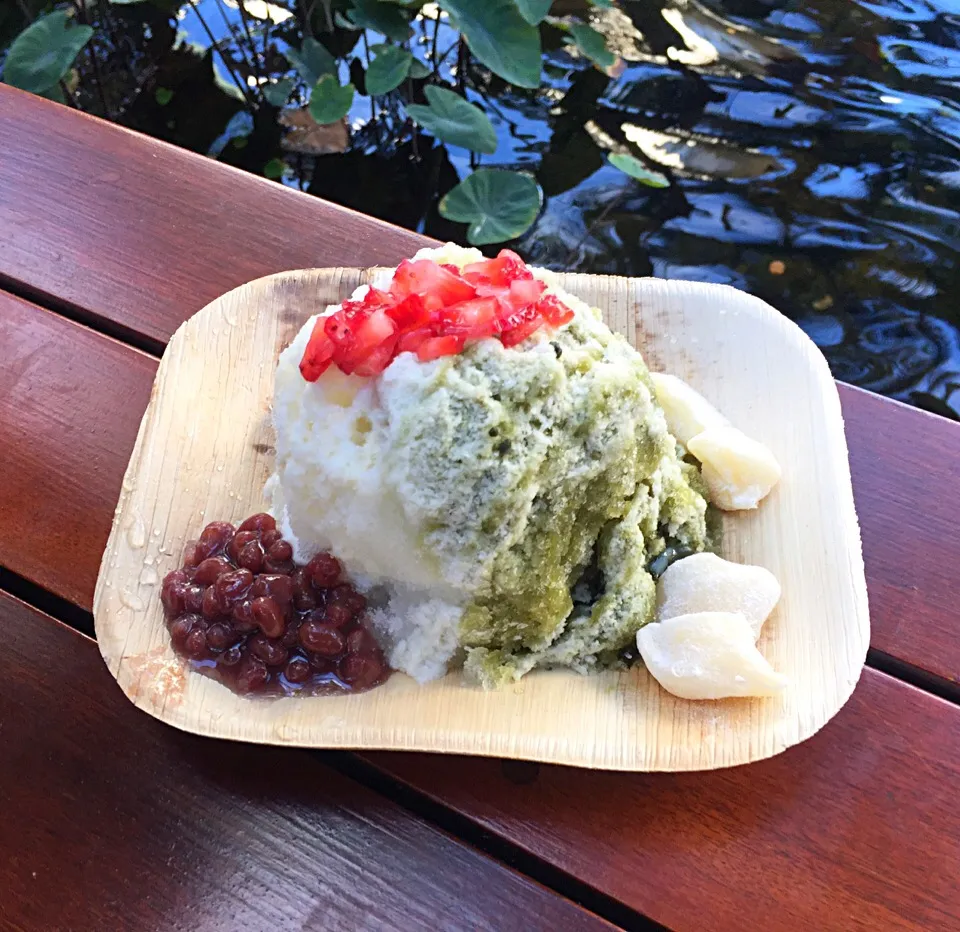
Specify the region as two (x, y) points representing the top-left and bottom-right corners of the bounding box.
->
(94, 269), (869, 771)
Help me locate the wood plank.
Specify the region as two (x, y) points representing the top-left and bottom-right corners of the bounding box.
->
(0, 590), (614, 932)
(0, 85), (427, 348)
(0, 290), (157, 608)
(367, 666), (960, 931)
(843, 384), (960, 685)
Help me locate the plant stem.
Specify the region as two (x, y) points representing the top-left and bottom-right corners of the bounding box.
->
(213, 0), (259, 91)
(186, 0), (256, 108)
(431, 8), (440, 74)
(58, 79), (80, 108)
(236, 1), (264, 86)
(456, 37), (467, 92)
(85, 34), (114, 120)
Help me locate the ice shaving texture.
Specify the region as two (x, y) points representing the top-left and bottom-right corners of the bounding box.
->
(270, 244), (709, 686)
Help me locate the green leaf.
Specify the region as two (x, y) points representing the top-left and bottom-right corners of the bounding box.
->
(566, 22), (615, 70)
(3, 11), (94, 94)
(439, 169), (542, 245)
(406, 84), (497, 154)
(341, 0), (412, 41)
(515, 0), (552, 25)
(366, 44), (412, 95)
(309, 74), (355, 124)
(285, 37), (336, 86)
(155, 86), (174, 106)
(264, 157), (286, 180)
(407, 58), (431, 79)
(263, 77), (294, 106)
(608, 153), (670, 188)
(438, 0), (541, 89)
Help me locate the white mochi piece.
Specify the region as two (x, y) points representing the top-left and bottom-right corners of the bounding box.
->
(687, 425), (782, 510)
(657, 552), (781, 639)
(637, 611), (788, 700)
(650, 372), (728, 445)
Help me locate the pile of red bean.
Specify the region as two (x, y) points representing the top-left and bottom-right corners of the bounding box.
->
(160, 514), (388, 695)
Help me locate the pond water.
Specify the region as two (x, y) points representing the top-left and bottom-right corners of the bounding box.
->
(9, 1), (960, 417)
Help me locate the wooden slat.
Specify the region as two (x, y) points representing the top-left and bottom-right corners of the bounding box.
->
(0, 85), (426, 348)
(0, 591), (614, 932)
(366, 667), (960, 931)
(844, 385), (960, 684)
(0, 291), (157, 608)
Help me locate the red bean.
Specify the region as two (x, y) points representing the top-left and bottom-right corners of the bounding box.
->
(284, 657), (312, 684)
(307, 552), (341, 588)
(183, 585), (204, 614)
(332, 584), (366, 616)
(250, 574), (293, 607)
(291, 568), (317, 612)
(232, 598), (258, 632)
(161, 572), (188, 617)
(206, 622), (236, 651)
(237, 540), (264, 573)
(184, 627), (209, 659)
(346, 626), (379, 655)
(267, 540), (293, 563)
(261, 528), (282, 549)
(236, 657), (269, 693)
(324, 601), (354, 628)
(202, 586), (227, 620)
(249, 634), (289, 667)
(197, 521), (235, 560)
(282, 620), (302, 649)
(220, 645), (243, 667)
(300, 621), (345, 657)
(238, 513), (276, 535)
(169, 614), (198, 649)
(214, 568), (253, 604)
(193, 556), (233, 586)
(339, 653), (382, 689)
(182, 540), (203, 568)
(251, 596), (285, 638)
(228, 530), (258, 563)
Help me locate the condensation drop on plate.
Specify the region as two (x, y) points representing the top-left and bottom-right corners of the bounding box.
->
(119, 589), (145, 611)
(139, 566), (159, 586)
(126, 511), (147, 549)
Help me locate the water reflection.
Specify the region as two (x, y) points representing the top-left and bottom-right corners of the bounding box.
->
(512, 0), (960, 418)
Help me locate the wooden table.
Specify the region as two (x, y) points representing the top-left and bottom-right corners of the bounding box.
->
(2, 83), (959, 931)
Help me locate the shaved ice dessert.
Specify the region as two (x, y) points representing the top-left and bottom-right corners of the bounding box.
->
(267, 244), (711, 687)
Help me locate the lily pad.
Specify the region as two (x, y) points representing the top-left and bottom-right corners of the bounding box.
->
(309, 75), (355, 124)
(3, 10), (93, 94)
(285, 37), (336, 86)
(439, 169), (542, 245)
(406, 85), (497, 154)
(608, 153), (670, 188)
(566, 22), (616, 70)
(438, 0), (541, 89)
(515, 0), (553, 25)
(366, 44), (413, 95)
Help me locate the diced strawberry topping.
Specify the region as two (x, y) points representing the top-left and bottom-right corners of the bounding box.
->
(299, 318), (336, 381)
(299, 251), (574, 380)
(417, 335), (464, 361)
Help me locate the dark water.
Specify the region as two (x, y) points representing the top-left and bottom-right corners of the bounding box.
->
(12, 0), (960, 417)
(504, 1), (960, 419)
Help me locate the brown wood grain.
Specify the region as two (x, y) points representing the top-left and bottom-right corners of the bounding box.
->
(844, 385), (960, 685)
(0, 85), (427, 348)
(0, 290), (157, 608)
(366, 665), (960, 931)
(0, 590), (614, 932)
